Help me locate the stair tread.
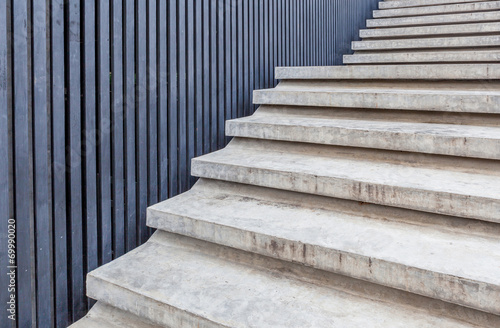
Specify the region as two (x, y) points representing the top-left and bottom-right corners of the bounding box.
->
(366, 11), (500, 27)
(352, 35), (500, 50)
(380, 0), (495, 10)
(374, 1), (500, 18)
(87, 231), (485, 328)
(253, 86), (500, 114)
(344, 51), (500, 64)
(275, 64), (500, 79)
(192, 139), (500, 222)
(359, 22), (500, 38)
(148, 180), (500, 314)
(193, 141), (499, 200)
(226, 111), (500, 159)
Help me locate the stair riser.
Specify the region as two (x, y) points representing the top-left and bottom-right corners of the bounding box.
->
(352, 36), (500, 51)
(191, 159), (500, 223)
(374, 1), (500, 18)
(359, 22), (500, 39)
(343, 52), (500, 64)
(237, 106), (500, 127)
(379, 0), (494, 10)
(366, 11), (500, 27)
(253, 90), (500, 114)
(274, 64), (500, 80)
(226, 120), (500, 160)
(148, 208), (500, 316)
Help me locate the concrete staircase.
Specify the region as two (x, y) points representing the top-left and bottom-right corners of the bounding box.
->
(73, 1), (500, 327)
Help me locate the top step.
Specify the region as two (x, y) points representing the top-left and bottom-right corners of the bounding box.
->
(374, 1), (500, 18)
(275, 64), (500, 80)
(380, 0), (497, 9)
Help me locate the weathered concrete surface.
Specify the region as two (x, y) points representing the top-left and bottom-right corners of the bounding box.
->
(275, 64), (500, 80)
(69, 303), (164, 328)
(87, 230), (495, 328)
(225, 107), (500, 159)
(380, 0), (495, 9)
(366, 11), (500, 27)
(374, 1), (500, 18)
(148, 179), (500, 315)
(359, 22), (500, 39)
(253, 83), (500, 114)
(344, 51), (500, 64)
(192, 138), (500, 223)
(352, 35), (500, 50)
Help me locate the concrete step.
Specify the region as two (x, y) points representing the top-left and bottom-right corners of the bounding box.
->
(359, 22), (500, 39)
(374, 1), (500, 18)
(69, 303), (163, 328)
(253, 83), (500, 114)
(87, 230), (496, 327)
(191, 139), (500, 222)
(225, 107), (500, 160)
(380, 0), (495, 10)
(366, 11), (500, 27)
(344, 50), (500, 64)
(352, 35), (500, 50)
(148, 179), (500, 316)
(228, 106), (500, 127)
(275, 63), (500, 80)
